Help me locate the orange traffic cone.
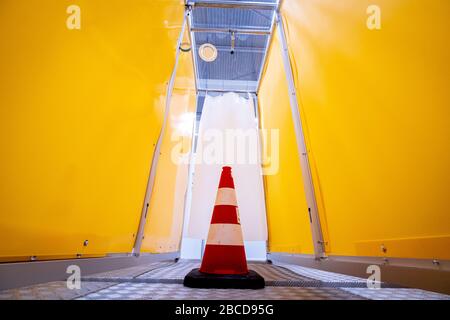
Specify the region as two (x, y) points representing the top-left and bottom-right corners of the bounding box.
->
(184, 166), (265, 289)
(200, 166), (248, 275)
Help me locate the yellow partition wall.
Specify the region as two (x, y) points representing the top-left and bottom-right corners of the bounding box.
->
(277, 0), (450, 259)
(141, 37), (196, 253)
(0, 0), (184, 261)
(258, 32), (315, 254)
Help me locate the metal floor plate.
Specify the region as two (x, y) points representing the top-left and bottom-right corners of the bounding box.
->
(274, 262), (368, 283)
(1, 260), (449, 300)
(0, 281), (117, 300)
(340, 287), (450, 300)
(77, 283), (363, 300)
(82, 261), (176, 281)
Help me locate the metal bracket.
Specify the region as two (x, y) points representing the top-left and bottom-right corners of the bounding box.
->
(230, 31), (236, 54)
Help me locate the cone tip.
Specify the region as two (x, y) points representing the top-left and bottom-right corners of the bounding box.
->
(222, 166), (232, 171)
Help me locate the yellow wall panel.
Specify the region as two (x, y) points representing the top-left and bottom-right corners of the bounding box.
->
(258, 32), (314, 254)
(0, 0), (184, 261)
(355, 236), (450, 260)
(281, 0), (450, 258)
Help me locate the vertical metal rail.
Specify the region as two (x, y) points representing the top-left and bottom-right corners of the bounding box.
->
(132, 13), (188, 255)
(186, 7), (201, 94)
(179, 95), (200, 250)
(255, 8), (277, 93)
(179, 6), (201, 256)
(253, 93), (270, 260)
(276, 13), (326, 259)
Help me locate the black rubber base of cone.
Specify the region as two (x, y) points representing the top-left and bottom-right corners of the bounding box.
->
(183, 268), (265, 289)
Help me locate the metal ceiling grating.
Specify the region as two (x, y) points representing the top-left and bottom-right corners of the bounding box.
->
(192, 7), (273, 30)
(194, 33), (268, 49)
(187, 0), (279, 93)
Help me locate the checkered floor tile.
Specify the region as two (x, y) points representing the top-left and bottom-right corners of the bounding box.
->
(2, 259), (449, 300)
(248, 264), (314, 282)
(77, 283), (363, 300)
(135, 261), (315, 282)
(275, 262), (367, 283)
(137, 261), (199, 280)
(0, 281), (117, 300)
(340, 288), (450, 300)
(83, 261), (175, 281)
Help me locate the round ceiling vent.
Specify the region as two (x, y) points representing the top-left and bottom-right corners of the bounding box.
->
(198, 43), (218, 62)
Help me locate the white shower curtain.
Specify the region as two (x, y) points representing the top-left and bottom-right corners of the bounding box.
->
(187, 92), (268, 241)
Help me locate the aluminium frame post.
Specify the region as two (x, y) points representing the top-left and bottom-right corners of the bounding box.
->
(179, 95), (200, 252)
(132, 12), (188, 255)
(187, 7), (200, 93)
(253, 93), (270, 260)
(276, 13), (326, 259)
(255, 4), (278, 93)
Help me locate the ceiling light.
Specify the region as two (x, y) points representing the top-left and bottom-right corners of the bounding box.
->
(198, 43), (218, 62)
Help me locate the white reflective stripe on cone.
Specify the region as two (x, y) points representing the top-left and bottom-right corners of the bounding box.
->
(206, 224), (244, 246)
(215, 188), (237, 206)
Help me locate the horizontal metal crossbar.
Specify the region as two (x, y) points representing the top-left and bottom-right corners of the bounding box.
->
(197, 88), (256, 94)
(191, 27), (271, 35)
(187, 1), (277, 10)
